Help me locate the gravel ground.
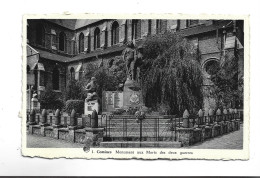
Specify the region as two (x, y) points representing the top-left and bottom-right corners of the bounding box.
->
(27, 134), (85, 148)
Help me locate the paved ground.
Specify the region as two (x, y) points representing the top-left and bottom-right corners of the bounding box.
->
(27, 125), (243, 149)
(27, 134), (85, 148)
(187, 125), (243, 149)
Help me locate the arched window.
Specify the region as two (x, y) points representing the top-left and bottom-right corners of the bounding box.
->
(59, 32), (66, 51)
(52, 67), (60, 90)
(94, 28), (100, 49)
(36, 23), (45, 46)
(70, 67), (75, 80)
(111, 21), (119, 45)
(79, 33), (84, 53)
(132, 20), (141, 40)
(204, 60), (220, 76)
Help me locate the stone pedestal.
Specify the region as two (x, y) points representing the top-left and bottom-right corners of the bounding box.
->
(40, 125), (45, 136)
(198, 125), (206, 141)
(204, 125), (213, 139)
(123, 78), (143, 109)
(222, 122), (228, 134)
(68, 126), (77, 142)
(176, 128), (195, 146)
(85, 99), (99, 115)
(212, 124), (221, 137)
(85, 128), (104, 147)
(53, 125), (62, 139)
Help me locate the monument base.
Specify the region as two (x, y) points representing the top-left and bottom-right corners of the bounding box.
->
(84, 99), (99, 115)
(123, 78), (144, 109)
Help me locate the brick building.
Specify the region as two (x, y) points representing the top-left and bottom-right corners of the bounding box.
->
(26, 19), (244, 110)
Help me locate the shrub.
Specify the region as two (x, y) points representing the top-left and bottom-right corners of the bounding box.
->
(39, 88), (64, 110)
(65, 79), (85, 100)
(64, 100), (84, 115)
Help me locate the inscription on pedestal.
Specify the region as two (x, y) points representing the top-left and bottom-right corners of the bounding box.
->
(102, 91), (123, 112)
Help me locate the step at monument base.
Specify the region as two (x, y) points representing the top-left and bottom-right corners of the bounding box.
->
(100, 141), (182, 148)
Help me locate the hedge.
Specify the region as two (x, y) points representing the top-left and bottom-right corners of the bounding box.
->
(64, 100), (84, 115)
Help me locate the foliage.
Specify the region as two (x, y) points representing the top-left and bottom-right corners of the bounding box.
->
(82, 58), (127, 99)
(211, 50), (243, 109)
(108, 56), (127, 85)
(64, 100), (84, 115)
(65, 79), (84, 100)
(141, 32), (203, 115)
(38, 88), (64, 110)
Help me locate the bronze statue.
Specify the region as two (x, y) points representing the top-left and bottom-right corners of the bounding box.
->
(84, 77), (98, 102)
(122, 41), (143, 82)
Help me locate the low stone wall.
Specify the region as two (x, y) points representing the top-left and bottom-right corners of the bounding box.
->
(28, 109), (104, 147)
(27, 108), (242, 148)
(176, 120), (241, 146)
(29, 124), (104, 146)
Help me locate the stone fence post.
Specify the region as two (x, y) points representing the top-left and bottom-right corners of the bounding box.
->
(204, 108), (209, 125)
(29, 109), (36, 124)
(91, 110), (98, 128)
(69, 109), (77, 127)
(68, 109), (77, 142)
(182, 109), (190, 128)
(85, 109), (104, 147)
(53, 109), (61, 126)
(40, 109), (47, 125)
(208, 108), (214, 125)
(197, 109), (204, 126)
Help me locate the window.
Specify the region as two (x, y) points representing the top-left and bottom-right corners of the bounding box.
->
(79, 32), (84, 53)
(125, 20), (128, 42)
(52, 67), (59, 90)
(87, 35), (91, 52)
(70, 67), (75, 80)
(132, 20), (141, 39)
(111, 21), (119, 45)
(204, 59), (220, 76)
(59, 32), (66, 51)
(35, 23), (45, 46)
(187, 20), (199, 27)
(94, 28), (100, 49)
(156, 20), (167, 34)
(104, 30), (108, 47)
(148, 20), (152, 35)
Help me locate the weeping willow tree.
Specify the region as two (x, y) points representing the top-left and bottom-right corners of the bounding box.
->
(141, 32), (203, 115)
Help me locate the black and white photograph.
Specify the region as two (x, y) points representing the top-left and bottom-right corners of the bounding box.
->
(2, 0), (260, 175)
(23, 16), (248, 159)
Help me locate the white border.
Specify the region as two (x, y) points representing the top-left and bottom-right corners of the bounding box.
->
(1, 0), (260, 176)
(22, 14), (249, 160)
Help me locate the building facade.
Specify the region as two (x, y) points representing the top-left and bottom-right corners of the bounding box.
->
(26, 19), (244, 110)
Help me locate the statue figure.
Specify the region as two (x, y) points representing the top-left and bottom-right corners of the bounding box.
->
(123, 41), (143, 82)
(32, 91), (37, 99)
(84, 77), (98, 102)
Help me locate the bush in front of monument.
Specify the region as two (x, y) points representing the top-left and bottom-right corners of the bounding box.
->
(38, 87), (64, 110)
(64, 100), (84, 115)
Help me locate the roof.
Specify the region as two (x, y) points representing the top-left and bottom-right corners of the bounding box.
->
(180, 20), (233, 37)
(34, 47), (71, 62)
(68, 45), (126, 62)
(46, 19), (100, 30)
